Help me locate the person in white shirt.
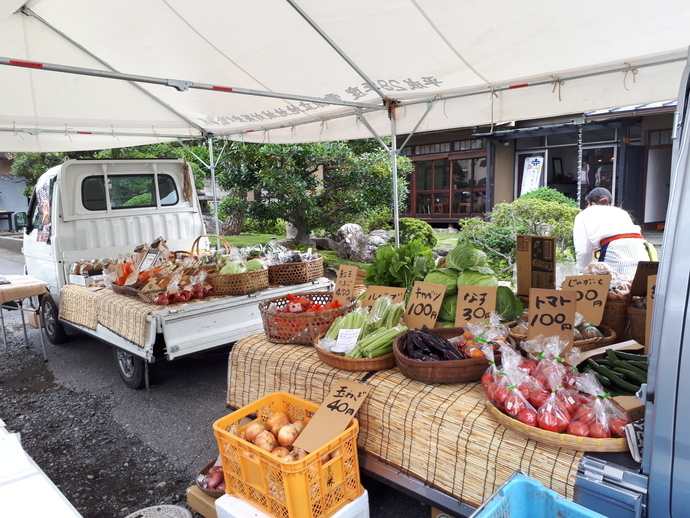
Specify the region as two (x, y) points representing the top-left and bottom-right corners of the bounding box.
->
(573, 187), (650, 280)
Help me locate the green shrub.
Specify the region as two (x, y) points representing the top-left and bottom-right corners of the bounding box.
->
(242, 217), (286, 235)
(354, 207), (393, 234)
(394, 217), (437, 249)
(519, 187), (578, 207)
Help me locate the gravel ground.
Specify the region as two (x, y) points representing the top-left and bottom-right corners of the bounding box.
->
(0, 326), (199, 518)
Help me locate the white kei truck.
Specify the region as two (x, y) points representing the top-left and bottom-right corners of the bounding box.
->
(18, 158), (331, 389)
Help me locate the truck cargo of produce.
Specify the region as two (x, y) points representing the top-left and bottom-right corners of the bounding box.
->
(18, 159), (332, 388)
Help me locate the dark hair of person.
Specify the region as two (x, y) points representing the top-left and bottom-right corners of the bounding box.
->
(585, 187), (612, 205)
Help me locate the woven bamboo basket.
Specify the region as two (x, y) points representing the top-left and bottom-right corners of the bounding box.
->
(392, 327), (493, 384)
(195, 459), (225, 499)
(259, 292), (356, 345)
(315, 344), (397, 372)
(111, 283), (164, 304)
(485, 401), (628, 452)
(208, 268), (269, 296)
(508, 322), (617, 353)
(268, 256), (324, 286)
(190, 234), (233, 274)
(600, 298), (630, 340)
(626, 305), (647, 345)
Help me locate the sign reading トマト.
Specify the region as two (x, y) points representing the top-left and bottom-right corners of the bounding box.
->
(562, 274), (610, 325)
(527, 288), (577, 345)
(403, 281), (445, 329)
(455, 286), (497, 327)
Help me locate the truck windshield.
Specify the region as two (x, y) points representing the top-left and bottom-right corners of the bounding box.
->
(82, 174), (179, 210)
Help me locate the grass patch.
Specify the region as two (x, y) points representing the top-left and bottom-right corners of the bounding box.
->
(210, 234), (283, 249)
(319, 250), (369, 274)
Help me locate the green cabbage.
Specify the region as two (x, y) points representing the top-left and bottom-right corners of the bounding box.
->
(438, 295), (458, 323)
(245, 258), (265, 271)
(445, 240), (487, 271)
(219, 262), (245, 274)
(456, 266), (498, 287)
(495, 286), (524, 323)
(423, 268), (459, 295)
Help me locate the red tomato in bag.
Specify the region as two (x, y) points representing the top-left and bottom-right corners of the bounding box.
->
(529, 387), (550, 409)
(609, 418), (630, 437)
(481, 372), (494, 388)
(573, 406), (596, 425)
(517, 408), (538, 427)
(567, 421), (591, 437)
(504, 392), (525, 418)
(538, 399), (571, 433)
(588, 422), (611, 438)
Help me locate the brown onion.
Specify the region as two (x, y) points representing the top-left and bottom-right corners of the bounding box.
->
(277, 424), (299, 446)
(266, 411), (290, 436)
(244, 420), (266, 443)
(271, 446), (291, 458)
(292, 448), (308, 461)
(291, 420), (306, 433)
(253, 430), (277, 452)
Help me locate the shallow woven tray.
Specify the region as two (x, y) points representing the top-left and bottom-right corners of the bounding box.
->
(508, 323), (617, 353)
(268, 256), (324, 286)
(111, 283), (164, 304)
(392, 327), (493, 384)
(208, 268), (269, 296)
(196, 459), (225, 499)
(485, 400), (628, 452)
(315, 345), (396, 372)
(259, 292), (356, 345)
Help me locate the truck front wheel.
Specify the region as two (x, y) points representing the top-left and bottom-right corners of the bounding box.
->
(113, 348), (154, 389)
(41, 295), (70, 344)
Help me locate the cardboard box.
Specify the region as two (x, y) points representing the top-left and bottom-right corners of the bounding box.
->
(27, 308), (43, 329)
(516, 235), (556, 297)
(68, 273), (105, 287)
(612, 395), (645, 422)
(186, 485), (218, 518)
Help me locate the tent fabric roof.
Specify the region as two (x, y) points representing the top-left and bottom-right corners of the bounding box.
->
(1, 0), (689, 152)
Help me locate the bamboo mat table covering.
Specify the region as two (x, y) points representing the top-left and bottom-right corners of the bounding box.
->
(226, 333), (584, 509)
(60, 284), (154, 348)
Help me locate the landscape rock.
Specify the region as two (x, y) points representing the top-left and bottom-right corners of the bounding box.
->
(336, 224), (369, 262)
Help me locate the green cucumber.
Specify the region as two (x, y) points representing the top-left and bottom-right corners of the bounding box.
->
(628, 360), (649, 371)
(612, 360), (648, 378)
(613, 367), (647, 385)
(593, 358), (615, 367)
(613, 350), (649, 361)
(606, 348), (619, 363)
(587, 359), (640, 392)
(586, 368), (612, 387)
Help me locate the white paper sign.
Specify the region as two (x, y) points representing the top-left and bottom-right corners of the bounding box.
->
(332, 328), (361, 354)
(520, 156), (544, 196)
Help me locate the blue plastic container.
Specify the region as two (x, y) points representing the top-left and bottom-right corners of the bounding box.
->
(470, 472), (607, 518)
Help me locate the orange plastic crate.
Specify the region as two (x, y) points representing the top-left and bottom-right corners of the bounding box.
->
(213, 392), (362, 518)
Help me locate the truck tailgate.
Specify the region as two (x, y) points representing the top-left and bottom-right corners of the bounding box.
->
(158, 278), (332, 359)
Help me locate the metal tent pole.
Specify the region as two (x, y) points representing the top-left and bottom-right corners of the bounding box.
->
(208, 137), (220, 236)
(391, 118), (400, 248)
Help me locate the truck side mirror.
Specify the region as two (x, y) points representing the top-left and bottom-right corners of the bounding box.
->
(14, 212), (28, 232)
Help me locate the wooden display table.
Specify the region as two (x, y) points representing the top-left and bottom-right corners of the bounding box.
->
(0, 275), (48, 359)
(226, 334), (584, 512)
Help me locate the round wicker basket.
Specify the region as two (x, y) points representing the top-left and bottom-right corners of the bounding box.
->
(195, 459), (225, 499)
(626, 305), (647, 345)
(392, 327), (493, 384)
(508, 323), (617, 353)
(314, 345), (396, 372)
(485, 400), (628, 452)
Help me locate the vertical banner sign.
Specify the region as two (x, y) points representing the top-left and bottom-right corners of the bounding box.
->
(334, 265), (360, 306)
(562, 274), (611, 325)
(292, 379), (371, 453)
(516, 235), (556, 297)
(645, 275), (656, 354)
(403, 281), (446, 329)
(360, 286), (407, 308)
(520, 156), (544, 196)
(527, 288), (577, 346)
(455, 286), (497, 327)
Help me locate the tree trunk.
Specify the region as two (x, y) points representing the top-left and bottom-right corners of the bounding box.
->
(220, 214), (244, 236)
(293, 225), (312, 246)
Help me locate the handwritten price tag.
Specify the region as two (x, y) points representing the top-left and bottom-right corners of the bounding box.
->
(527, 288), (576, 346)
(361, 286), (407, 307)
(333, 265), (360, 305)
(403, 281), (445, 329)
(455, 286), (497, 327)
(562, 274), (610, 325)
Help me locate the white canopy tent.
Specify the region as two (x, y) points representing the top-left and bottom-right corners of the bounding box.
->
(1, 1), (689, 238)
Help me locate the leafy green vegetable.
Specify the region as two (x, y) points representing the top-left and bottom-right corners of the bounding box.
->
(245, 258), (265, 271)
(445, 240), (487, 270)
(456, 266), (498, 287)
(495, 286), (524, 323)
(423, 268), (459, 295)
(438, 295), (458, 323)
(220, 262), (245, 274)
(364, 239), (436, 294)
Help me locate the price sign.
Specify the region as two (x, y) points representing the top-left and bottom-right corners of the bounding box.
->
(645, 275), (656, 354)
(527, 288), (577, 346)
(360, 286), (407, 308)
(292, 379), (371, 453)
(630, 261), (659, 296)
(562, 274), (610, 325)
(455, 286), (497, 327)
(333, 265), (360, 305)
(403, 281), (445, 329)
